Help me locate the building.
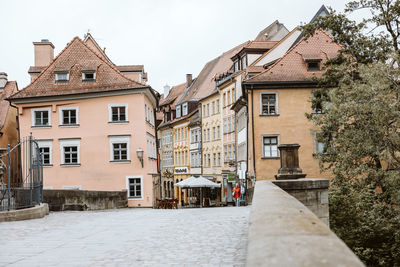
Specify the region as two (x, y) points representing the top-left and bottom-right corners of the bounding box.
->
(9, 35), (159, 207)
(242, 29), (341, 180)
(199, 90), (222, 204)
(0, 73), (19, 186)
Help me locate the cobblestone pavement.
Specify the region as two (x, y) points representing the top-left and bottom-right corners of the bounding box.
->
(0, 206), (250, 267)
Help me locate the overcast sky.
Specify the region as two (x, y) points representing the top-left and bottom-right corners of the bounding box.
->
(1, 0), (358, 93)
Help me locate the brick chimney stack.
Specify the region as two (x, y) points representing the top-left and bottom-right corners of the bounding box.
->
(33, 39), (54, 67)
(186, 74), (192, 88)
(0, 72), (7, 89)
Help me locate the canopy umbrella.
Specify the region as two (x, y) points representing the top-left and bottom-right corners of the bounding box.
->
(174, 176), (220, 208)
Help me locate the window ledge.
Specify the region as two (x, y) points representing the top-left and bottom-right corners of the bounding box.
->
(59, 124), (80, 128)
(261, 157), (280, 159)
(55, 80), (69, 83)
(110, 160), (131, 163)
(128, 197), (142, 200)
(259, 114), (280, 117)
(82, 79), (96, 82)
(43, 164), (53, 167)
(60, 164), (81, 167)
(32, 125), (52, 129)
(108, 121), (129, 124)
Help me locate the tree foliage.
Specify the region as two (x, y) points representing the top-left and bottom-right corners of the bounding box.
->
(302, 1), (400, 266)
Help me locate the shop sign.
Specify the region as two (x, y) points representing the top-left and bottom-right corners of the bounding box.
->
(175, 167), (188, 174)
(228, 173), (236, 182)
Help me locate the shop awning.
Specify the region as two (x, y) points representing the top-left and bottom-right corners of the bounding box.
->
(174, 176), (221, 188)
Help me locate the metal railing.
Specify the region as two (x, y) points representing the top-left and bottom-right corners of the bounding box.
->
(0, 135), (43, 211)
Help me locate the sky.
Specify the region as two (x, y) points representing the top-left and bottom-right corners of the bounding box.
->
(0, 0), (359, 93)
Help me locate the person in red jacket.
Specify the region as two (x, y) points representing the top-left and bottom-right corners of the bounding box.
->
(232, 183), (241, 207)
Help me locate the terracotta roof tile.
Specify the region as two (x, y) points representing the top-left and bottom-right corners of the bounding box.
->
(159, 82), (186, 108)
(0, 81), (18, 130)
(11, 37), (148, 100)
(245, 30), (342, 83)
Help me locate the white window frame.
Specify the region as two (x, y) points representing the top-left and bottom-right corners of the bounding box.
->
(55, 72), (69, 82)
(60, 139), (80, 165)
(37, 140), (53, 166)
(109, 135), (130, 162)
(216, 99), (220, 113)
(59, 106), (79, 126)
(176, 105), (181, 118)
(108, 104), (128, 123)
(262, 135), (280, 158)
(31, 107), (51, 127)
(126, 176), (143, 199)
(260, 92), (279, 116)
(182, 103), (188, 116)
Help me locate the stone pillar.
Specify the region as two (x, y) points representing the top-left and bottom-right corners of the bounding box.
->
(275, 144), (306, 180)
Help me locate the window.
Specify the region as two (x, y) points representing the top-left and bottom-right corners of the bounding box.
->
(306, 60), (321, 72)
(217, 126), (220, 139)
(82, 71), (96, 81)
(234, 60), (239, 72)
(263, 136), (279, 158)
(217, 152), (221, 166)
(227, 91), (231, 105)
(216, 99), (220, 113)
(232, 89), (235, 103)
(207, 154), (210, 167)
(223, 93), (226, 107)
(212, 101), (215, 115)
(314, 131), (325, 154)
(212, 127), (216, 140)
(204, 154), (207, 166)
(55, 72), (69, 83)
(182, 103), (188, 116)
(59, 107), (78, 126)
(203, 129), (207, 142)
(207, 129), (210, 142)
(228, 117), (232, 132)
(109, 136), (130, 162)
(224, 145), (228, 162)
(223, 119), (227, 134)
(109, 104), (128, 122)
(32, 107), (51, 127)
(207, 104), (210, 117)
(60, 139), (80, 165)
(176, 105), (181, 118)
(213, 153), (216, 167)
(203, 105), (206, 118)
(241, 55), (247, 70)
(228, 145), (232, 160)
(261, 93), (278, 115)
(127, 177), (142, 199)
(37, 140), (52, 166)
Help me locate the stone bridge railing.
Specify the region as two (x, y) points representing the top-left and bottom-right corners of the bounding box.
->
(246, 180), (364, 267)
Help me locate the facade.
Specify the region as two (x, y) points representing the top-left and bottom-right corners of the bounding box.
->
(200, 91), (222, 204)
(9, 35), (159, 207)
(243, 29), (341, 180)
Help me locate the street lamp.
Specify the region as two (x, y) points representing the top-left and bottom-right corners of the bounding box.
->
(136, 148), (144, 167)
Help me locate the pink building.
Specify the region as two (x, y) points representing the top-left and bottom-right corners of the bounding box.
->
(9, 35), (158, 207)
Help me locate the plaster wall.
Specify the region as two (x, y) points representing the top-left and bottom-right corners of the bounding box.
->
(17, 93), (156, 207)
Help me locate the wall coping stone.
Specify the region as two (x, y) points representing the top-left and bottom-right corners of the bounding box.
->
(246, 180), (364, 267)
(272, 178), (329, 190)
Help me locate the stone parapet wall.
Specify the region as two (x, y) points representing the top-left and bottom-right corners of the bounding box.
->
(246, 180), (364, 267)
(43, 189), (127, 211)
(272, 178), (329, 225)
(0, 203), (49, 222)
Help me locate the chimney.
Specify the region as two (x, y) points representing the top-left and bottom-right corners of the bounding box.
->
(33, 39), (55, 67)
(163, 85), (171, 99)
(0, 72), (7, 89)
(186, 74), (192, 88)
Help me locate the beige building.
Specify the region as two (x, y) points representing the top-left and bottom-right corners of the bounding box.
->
(200, 90), (222, 204)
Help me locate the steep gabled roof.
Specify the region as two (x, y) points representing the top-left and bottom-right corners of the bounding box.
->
(254, 20), (289, 42)
(179, 41), (248, 104)
(159, 82), (187, 108)
(83, 33), (113, 64)
(245, 30), (341, 84)
(0, 81), (18, 130)
(11, 36), (148, 100)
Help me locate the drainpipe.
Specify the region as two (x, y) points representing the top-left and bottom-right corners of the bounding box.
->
(251, 85), (256, 180)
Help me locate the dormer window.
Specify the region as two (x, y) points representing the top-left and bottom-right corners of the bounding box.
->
(82, 71), (96, 82)
(234, 60), (239, 72)
(306, 61), (321, 72)
(55, 72), (69, 83)
(182, 103), (188, 116)
(241, 55), (247, 70)
(176, 105), (181, 118)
